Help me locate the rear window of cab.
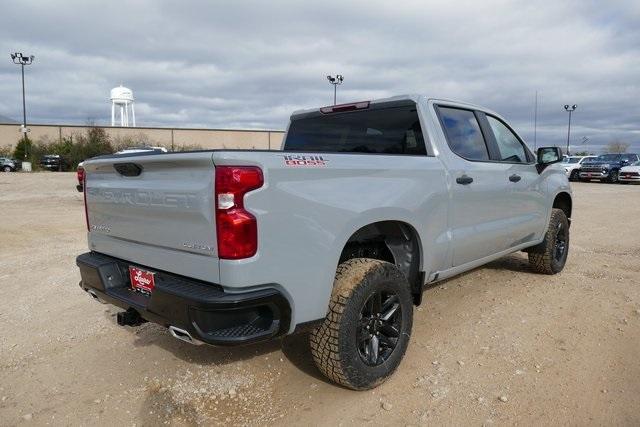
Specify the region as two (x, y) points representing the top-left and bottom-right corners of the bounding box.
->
(284, 105), (427, 155)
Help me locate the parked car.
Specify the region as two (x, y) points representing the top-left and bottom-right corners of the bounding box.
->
(12, 158), (22, 170)
(39, 154), (70, 171)
(76, 96), (572, 390)
(619, 160), (640, 184)
(579, 153), (640, 183)
(1, 157), (18, 172)
(561, 155), (596, 181)
(76, 147), (167, 192)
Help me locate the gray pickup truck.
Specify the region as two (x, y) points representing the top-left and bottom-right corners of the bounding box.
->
(76, 95), (572, 389)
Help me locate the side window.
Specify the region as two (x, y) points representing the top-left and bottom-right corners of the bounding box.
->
(438, 107), (489, 161)
(487, 116), (529, 163)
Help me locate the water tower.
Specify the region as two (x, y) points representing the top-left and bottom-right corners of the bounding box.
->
(110, 85), (136, 127)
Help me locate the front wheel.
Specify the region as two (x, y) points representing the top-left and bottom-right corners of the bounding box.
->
(608, 170), (619, 183)
(2, 166), (12, 172)
(528, 208), (570, 274)
(569, 170), (579, 181)
(310, 258), (413, 390)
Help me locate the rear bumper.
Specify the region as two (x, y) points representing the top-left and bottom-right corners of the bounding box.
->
(76, 252), (291, 346)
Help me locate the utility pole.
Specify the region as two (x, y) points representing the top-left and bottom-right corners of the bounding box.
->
(563, 104), (577, 156)
(326, 74), (344, 105)
(10, 52), (35, 159)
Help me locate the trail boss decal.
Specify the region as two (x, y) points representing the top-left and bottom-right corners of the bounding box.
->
(282, 155), (328, 167)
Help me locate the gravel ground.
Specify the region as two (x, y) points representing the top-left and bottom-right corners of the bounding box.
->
(0, 172), (639, 426)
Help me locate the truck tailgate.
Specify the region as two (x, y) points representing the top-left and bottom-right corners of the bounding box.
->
(83, 152), (219, 282)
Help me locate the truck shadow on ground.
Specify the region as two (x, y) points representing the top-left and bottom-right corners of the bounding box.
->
(107, 252), (537, 386)
(482, 252), (536, 273)
(109, 314), (328, 382)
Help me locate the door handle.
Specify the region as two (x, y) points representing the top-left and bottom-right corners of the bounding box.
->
(509, 174), (521, 183)
(456, 175), (473, 185)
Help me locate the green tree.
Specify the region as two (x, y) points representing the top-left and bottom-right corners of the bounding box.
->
(13, 137), (33, 160)
(67, 127), (114, 168)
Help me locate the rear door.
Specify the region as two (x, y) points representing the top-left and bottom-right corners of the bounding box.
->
(435, 105), (514, 267)
(481, 114), (547, 246)
(84, 152), (220, 282)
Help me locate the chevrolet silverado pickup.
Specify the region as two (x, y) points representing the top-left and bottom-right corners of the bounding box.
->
(579, 153), (640, 183)
(76, 96), (572, 390)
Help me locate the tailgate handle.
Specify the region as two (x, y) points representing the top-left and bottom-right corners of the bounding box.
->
(114, 163), (143, 177)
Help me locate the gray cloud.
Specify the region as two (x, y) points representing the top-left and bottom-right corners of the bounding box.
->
(0, 0), (638, 153)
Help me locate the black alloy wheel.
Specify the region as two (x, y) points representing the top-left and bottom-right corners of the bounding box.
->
(357, 291), (402, 366)
(553, 221), (568, 264)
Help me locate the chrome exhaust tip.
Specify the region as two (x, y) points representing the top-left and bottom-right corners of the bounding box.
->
(168, 326), (204, 346)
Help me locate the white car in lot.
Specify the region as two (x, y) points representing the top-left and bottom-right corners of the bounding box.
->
(562, 155), (596, 181)
(619, 160), (640, 183)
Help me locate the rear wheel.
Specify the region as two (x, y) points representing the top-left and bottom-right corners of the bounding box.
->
(310, 258), (413, 390)
(528, 208), (569, 274)
(2, 166), (12, 172)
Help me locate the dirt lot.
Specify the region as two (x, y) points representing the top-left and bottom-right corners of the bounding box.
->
(1, 172), (639, 426)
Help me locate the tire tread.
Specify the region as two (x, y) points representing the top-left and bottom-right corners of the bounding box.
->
(528, 208), (569, 274)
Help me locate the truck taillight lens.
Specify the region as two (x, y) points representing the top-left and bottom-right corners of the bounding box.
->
(83, 173), (89, 231)
(215, 166), (263, 259)
(77, 166), (84, 185)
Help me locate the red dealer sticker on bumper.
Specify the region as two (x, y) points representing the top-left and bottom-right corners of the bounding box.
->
(129, 266), (155, 294)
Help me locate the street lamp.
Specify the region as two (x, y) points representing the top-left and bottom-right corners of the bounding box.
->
(10, 52), (35, 159)
(327, 74), (344, 105)
(563, 104), (576, 156)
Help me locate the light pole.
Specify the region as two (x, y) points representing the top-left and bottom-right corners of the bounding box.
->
(563, 104), (576, 156)
(10, 52), (35, 159)
(327, 74), (343, 105)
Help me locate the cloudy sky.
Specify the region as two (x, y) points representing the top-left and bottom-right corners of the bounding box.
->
(0, 0), (638, 153)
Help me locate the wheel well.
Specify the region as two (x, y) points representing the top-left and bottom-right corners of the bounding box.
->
(553, 192), (572, 223)
(339, 221), (424, 304)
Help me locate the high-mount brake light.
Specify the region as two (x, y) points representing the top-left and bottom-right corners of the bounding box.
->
(215, 166), (264, 259)
(320, 101), (370, 114)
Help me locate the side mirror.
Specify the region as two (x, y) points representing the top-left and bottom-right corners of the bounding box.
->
(536, 147), (562, 173)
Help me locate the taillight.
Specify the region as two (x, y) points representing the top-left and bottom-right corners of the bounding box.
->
(77, 167), (84, 185)
(83, 172), (89, 231)
(215, 166), (263, 259)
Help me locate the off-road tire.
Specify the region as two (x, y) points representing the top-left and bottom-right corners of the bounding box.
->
(528, 208), (570, 274)
(309, 258), (413, 390)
